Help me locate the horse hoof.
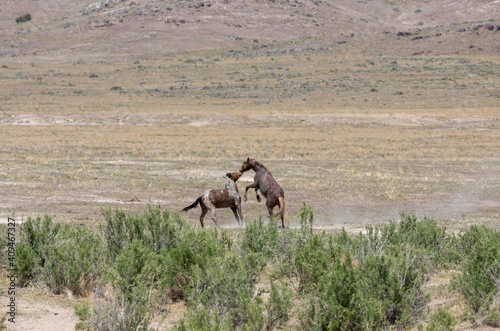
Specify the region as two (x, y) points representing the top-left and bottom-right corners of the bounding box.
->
(256, 195), (261, 203)
(243, 195), (248, 202)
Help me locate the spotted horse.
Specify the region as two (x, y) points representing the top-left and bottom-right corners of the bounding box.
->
(181, 172), (244, 228)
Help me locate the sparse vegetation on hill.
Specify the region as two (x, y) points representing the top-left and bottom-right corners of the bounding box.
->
(15, 14), (31, 24)
(7, 205), (499, 330)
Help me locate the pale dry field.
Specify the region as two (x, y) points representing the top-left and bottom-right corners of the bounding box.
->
(0, 52), (499, 230)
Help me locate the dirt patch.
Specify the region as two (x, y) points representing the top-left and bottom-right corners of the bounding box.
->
(0, 279), (79, 331)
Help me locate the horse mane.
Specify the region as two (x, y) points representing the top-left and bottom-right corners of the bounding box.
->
(252, 159), (271, 174)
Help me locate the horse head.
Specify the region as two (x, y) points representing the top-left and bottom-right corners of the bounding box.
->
(239, 158), (254, 173)
(226, 172), (241, 182)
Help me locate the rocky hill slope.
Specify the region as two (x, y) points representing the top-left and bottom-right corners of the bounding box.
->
(1, 0), (499, 62)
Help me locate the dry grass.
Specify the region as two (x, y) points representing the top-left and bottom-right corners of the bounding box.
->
(0, 52), (499, 228)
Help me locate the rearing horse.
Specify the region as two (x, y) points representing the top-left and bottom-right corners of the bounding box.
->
(239, 158), (286, 228)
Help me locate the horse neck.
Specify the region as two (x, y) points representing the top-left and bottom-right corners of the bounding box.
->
(225, 179), (238, 193)
(251, 161), (267, 173)
(253, 163), (270, 176)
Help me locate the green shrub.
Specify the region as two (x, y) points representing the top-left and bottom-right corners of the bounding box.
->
(175, 307), (233, 331)
(114, 239), (159, 302)
(302, 249), (427, 330)
(299, 211), (429, 330)
(105, 207), (233, 306)
(14, 242), (36, 285)
(265, 280), (293, 330)
(18, 206), (500, 331)
(74, 302), (91, 331)
(302, 253), (359, 330)
(42, 225), (104, 296)
(426, 307), (456, 331)
(16, 14), (31, 23)
(15, 215), (103, 295)
(351, 214), (457, 267)
(241, 215), (283, 260)
(91, 289), (153, 331)
(453, 225), (500, 316)
(294, 231), (331, 291)
(398, 214), (452, 256)
(102, 205), (186, 260)
(15, 215), (61, 285)
(186, 250), (260, 326)
(485, 307), (500, 328)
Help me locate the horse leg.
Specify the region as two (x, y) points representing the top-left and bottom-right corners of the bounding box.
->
(244, 182), (259, 202)
(255, 188), (261, 203)
(237, 204), (244, 227)
(199, 205), (208, 228)
(267, 205), (275, 219)
(210, 207), (219, 228)
(231, 207), (241, 226)
(276, 200), (285, 228)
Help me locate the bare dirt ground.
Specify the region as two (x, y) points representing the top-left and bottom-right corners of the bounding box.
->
(0, 0), (499, 329)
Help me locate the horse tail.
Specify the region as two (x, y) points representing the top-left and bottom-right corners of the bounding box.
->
(182, 196), (202, 212)
(272, 196), (286, 219)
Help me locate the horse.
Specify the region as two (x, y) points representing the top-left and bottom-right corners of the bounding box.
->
(239, 158), (286, 228)
(181, 172), (244, 228)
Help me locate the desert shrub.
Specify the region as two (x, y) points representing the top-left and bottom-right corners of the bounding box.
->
(16, 14), (31, 23)
(77, 289), (152, 331)
(105, 207), (233, 305)
(42, 225), (104, 295)
(302, 248), (428, 330)
(159, 226), (233, 301)
(426, 307), (456, 331)
(15, 215), (61, 285)
(453, 225), (500, 316)
(15, 215), (104, 295)
(398, 214), (458, 264)
(302, 252), (360, 330)
(294, 230), (332, 291)
(484, 307), (500, 328)
(295, 208), (429, 330)
(76, 206), (234, 331)
(177, 251), (288, 330)
(74, 302), (92, 331)
(349, 214), (457, 268)
(113, 239), (161, 302)
(13, 242), (36, 286)
(242, 213), (302, 282)
(185, 249), (261, 326)
(241, 216), (279, 258)
(292, 203), (339, 291)
(175, 307), (233, 331)
(264, 280), (293, 330)
(102, 204), (186, 260)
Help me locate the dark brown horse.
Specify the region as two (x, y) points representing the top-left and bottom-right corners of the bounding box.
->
(239, 158), (286, 228)
(181, 172), (244, 228)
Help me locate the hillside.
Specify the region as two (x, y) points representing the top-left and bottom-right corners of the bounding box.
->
(1, 0), (499, 62)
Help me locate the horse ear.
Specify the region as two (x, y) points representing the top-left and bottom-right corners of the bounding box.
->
(247, 157), (250, 162)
